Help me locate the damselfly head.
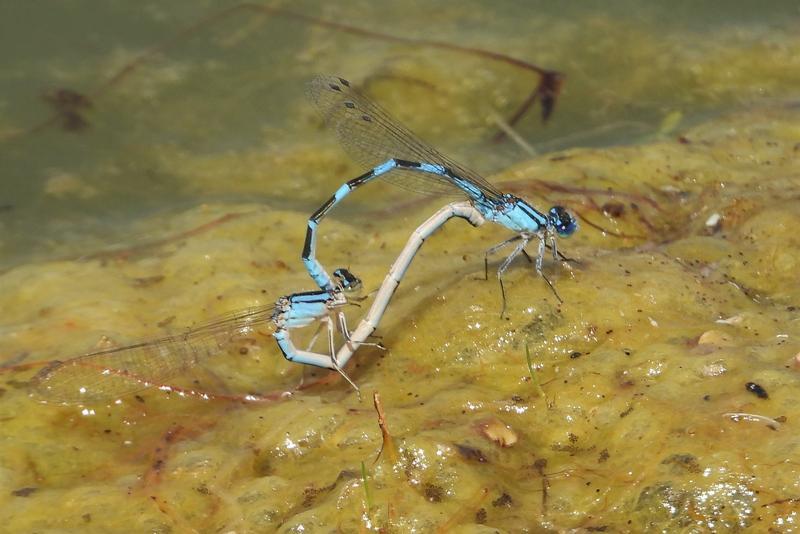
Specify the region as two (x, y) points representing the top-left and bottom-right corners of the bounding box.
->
(333, 268), (362, 292)
(548, 206), (578, 237)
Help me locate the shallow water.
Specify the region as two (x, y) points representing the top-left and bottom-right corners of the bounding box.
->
(1, 1), (800, 531)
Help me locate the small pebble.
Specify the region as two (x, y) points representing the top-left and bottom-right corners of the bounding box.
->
(705, 213), (722, 233)
(475, 418), (518, 447)
(697, 330), (734, 347)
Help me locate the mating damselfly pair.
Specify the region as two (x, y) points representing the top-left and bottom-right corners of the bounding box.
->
(31, 75), (577, 404)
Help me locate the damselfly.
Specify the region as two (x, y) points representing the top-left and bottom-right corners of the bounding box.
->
(31, 268), (363, 404)
(302, 75), (577, 316)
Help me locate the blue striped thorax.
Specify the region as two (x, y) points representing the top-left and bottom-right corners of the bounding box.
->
(472, 194), (577, 237)
(476, 194), (547, 234)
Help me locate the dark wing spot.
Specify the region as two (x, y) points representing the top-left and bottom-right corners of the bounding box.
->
(338, 78), (350, 87)
(328, 83), (341, 92)
(344, 101), (355, 109)
(361, 114), (372, 122)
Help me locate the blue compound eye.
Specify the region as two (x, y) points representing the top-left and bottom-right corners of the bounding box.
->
(333, 268), (362, 291)
(549, 206), (578, 237)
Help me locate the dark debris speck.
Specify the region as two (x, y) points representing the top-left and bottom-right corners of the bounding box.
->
(455, 443), (489, 463)
(661, 453), (701, 474)
(423, 483), (444, 503)
(12, 487), (37, 497)
(745, 382), (769, 399)
(492, 492), (514, 508)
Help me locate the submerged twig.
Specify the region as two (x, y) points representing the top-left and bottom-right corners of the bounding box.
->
(79, 212), (252, 263)
(533, 458), (550, 516)
(9, 4), (561, 142)
(491, 70), (564, 142)
(490, 111), (538, 157)
(572, 209), (648, 239)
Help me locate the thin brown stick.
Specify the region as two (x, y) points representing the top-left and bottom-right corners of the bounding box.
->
(80, 211), (250, 262)
(533, 458), (550, 516)
(372, 391), (398, 465)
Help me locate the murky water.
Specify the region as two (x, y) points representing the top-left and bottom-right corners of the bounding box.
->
(1, 1), (799, 531)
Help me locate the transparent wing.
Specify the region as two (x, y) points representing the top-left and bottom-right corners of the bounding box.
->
(307, 75), (504, 200)
(31, 305), (276, 405)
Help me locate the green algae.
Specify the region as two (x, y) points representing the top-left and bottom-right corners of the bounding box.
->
(1, 102), (798, 532)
